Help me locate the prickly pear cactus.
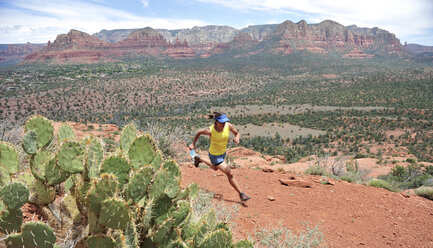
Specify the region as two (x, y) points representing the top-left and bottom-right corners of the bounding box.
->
(198, 229), (232, 248)
(45, 156), (70, 186)
(57, 140), (84, 173)
(86, 235), (116, 248)
(34, 180), (56, 205)
(172, 200), (191, 226)
(0, 209), (22, 234)
(193, 209), (217, 246)
(100, 155), (131, 187)
(141, 199), (153, 230)
(98, 198), (130, 230)
(233, 239), (255, 248)
(86, 174), (118, 214)
(0, 182), (29, 210)
(5, 232), (24, 247)
(22, 130), (38, 155)
(164, 160), (181, 178)
(120, 123), (138, 153)
(21, 221), (56, 248)
(57, 123), (75, 144)
(124, 221), (139, 248)
(24, 116), (54, 149)
(128, 134), (157, 169)
(171, 239), (190, 248)
(125, 166), (153, 203)
(148, 169), (169, 200)
(0, 142), (19, 174)
(82, 136), (103, 179)
(151, 149), (163, 171)
(30, 149), (52, 182)
(0, 165), (11, 186)
(153, 218), (174, 244)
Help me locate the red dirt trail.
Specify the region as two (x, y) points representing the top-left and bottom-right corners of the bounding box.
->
(180, 165), (433, 248)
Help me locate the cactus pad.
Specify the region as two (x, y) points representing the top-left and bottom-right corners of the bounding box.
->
(83, 136), (103, 179)
(34, 180), (56, 205)
(194, 209), (217, 246)
(153, 218), (173, 244)
(58, 140), (84, 173)
(88, 210), (105, 235)
(31, 149), (52, 182)
(171, 239), (190, 248)
(21, 221), (56, 248)
(125, 221), (139, 248)
(5, 233), (24, 248)
(24, 116), (54, 149)
(46, 158), (70, 186)
(22, 130), (38, 155)
(128, 134), (157, 169)
(86, 174), (118, 214)
(172, 200), (191, 226)
(125, 166), (153, 203)
(86, 235), (116, 248)
(153, 194), (173, 222)
(100, 155), (131, 186)
(120, 123), (138, 153)
(141, 199), (153, 230)
(198, 229), (232, 248)
(0, 182), (29, 210)
(163, 160), (181, 178)
(188, 183), (199, 200)
(151, 150), (163, 171)
(0, 142), (19, 174)
(0, 209), (22, 234)
(0, 165), (11, 186)
(57, 123), (75, 143)
(233, 239), (254, 248)
(98, 198), (129, 230)
(148, 170), (168, 200)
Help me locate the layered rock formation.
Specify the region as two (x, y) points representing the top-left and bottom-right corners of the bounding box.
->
(24, 19), (407, 64)
(262, 20), (404, 57)
(0, 43), (45, 63)
(25, 28), (196, 63)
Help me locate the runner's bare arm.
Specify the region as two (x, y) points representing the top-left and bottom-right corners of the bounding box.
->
(189, 128), (211, 150)
(229, 123), (240, 144)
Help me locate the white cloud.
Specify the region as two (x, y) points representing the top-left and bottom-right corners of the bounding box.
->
(196, 0), (433, 45)
(0, 0), (207, 43)
(141, 0), (149, 7)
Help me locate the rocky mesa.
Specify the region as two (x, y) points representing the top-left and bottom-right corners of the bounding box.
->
(24, 19), (406, 64)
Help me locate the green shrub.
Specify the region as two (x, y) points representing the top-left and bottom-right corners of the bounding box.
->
(414, 186), (433, 200)
(368, 179), (396, 192)
(252, 223), (325, 248)
(354, 153), (367, 159)
(406, 158), (416, 164)
(304, 166), (327, 176)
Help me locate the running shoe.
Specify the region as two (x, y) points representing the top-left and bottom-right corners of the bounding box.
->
(240, 192), (251, 201)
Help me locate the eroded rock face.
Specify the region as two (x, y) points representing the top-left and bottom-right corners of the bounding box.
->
(265, 20), (404, 56)
(23, 19), (406, 64)
(0, 43), (46, 64)
(24, 27), (197, 63)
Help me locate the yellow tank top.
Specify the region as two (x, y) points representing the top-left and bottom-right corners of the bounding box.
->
(209, 123), (230, 155)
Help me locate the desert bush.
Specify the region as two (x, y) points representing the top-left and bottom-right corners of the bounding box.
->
(252, 223), (325, 248)
(368, 179), (396, 192)
(414, 186), (433, 200)
(379, 164), (433, 190)
(191, 189), (239, 225)
(305, 165), (327, 176)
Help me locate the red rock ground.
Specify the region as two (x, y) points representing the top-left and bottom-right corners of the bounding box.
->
(180, 163), (433, 248)
(39, 122), (433, 247)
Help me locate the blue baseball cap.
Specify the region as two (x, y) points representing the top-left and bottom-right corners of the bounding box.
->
(214, 114), (230, 123)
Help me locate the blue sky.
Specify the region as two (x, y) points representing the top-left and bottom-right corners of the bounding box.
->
(1, 0), (433, 46)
